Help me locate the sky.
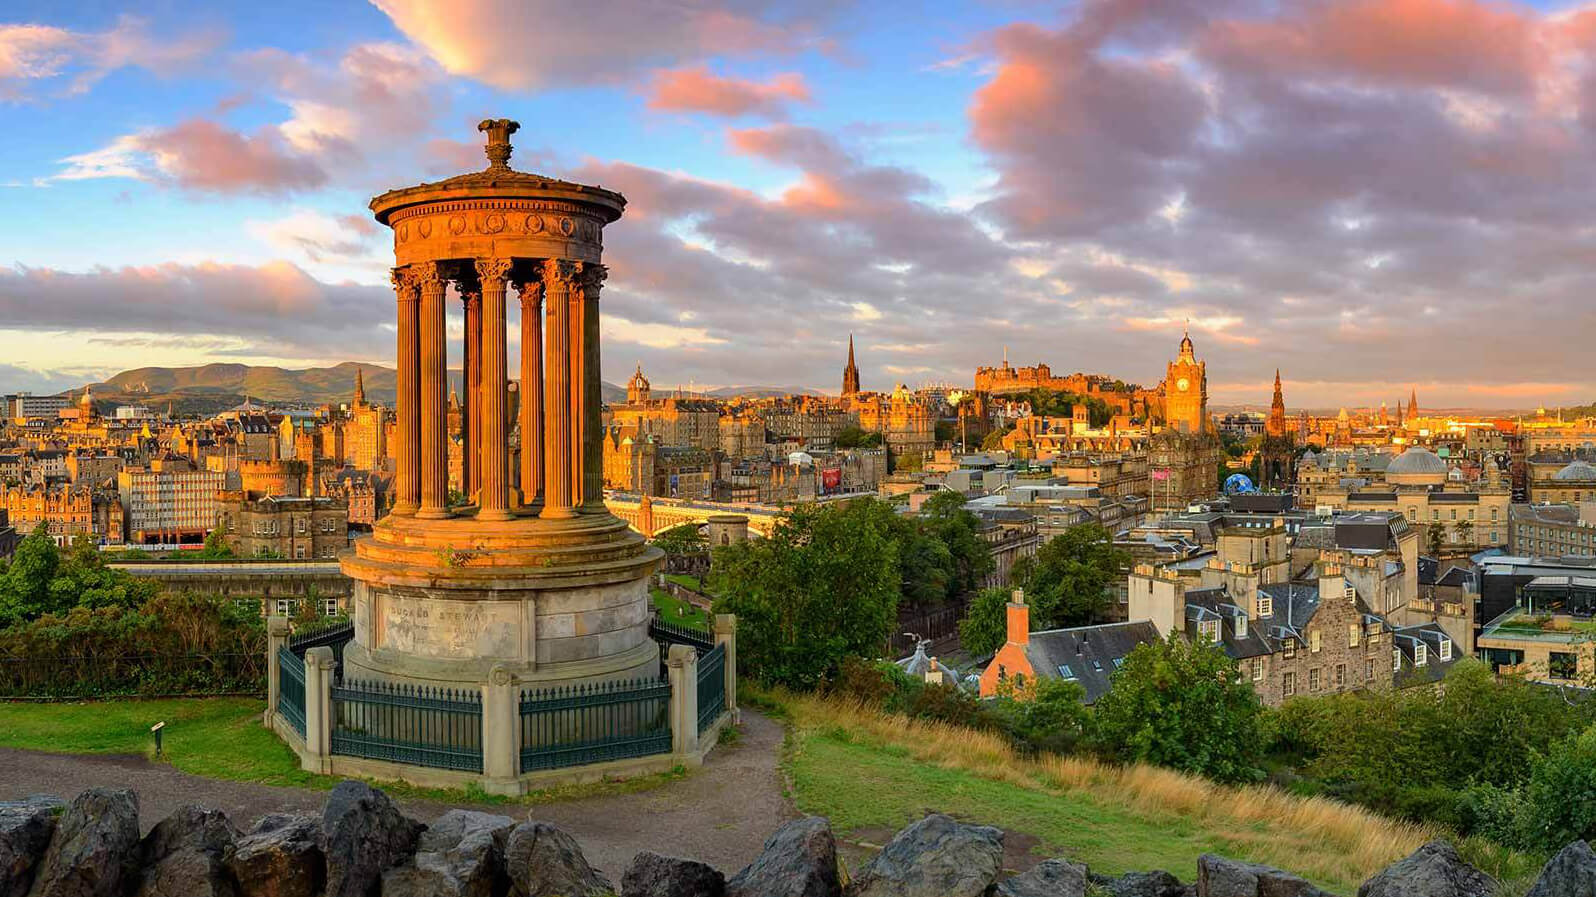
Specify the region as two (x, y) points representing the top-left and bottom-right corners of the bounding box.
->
(2, 0), (1594, 411)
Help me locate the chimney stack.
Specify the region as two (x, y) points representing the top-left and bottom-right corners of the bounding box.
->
(1006, 588), (1029, 646)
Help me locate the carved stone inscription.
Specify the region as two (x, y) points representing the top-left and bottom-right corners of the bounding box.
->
(379, 595), (522, 659)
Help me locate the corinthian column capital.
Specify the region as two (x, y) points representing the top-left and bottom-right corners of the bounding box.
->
(543, 257), (579, 287)
(571, 262), (607, 301)
(475, 257), (514, 285)
(413, 260), (447, 288)
(515, 276), (544, 309)
(391, 266), (420, 298)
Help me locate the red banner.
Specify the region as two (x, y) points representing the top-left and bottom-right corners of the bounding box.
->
(822, 468), (842, 490)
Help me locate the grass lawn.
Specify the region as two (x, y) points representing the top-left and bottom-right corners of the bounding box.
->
(651, 588), (710, 630)
(663, 573), (711, 594)
(766, 692), (1543, 896)
(0, 697), (687, 807)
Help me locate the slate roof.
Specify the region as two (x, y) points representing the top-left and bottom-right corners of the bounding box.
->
(1024, 620), (1162, 705)
(1393, 623), (1459, 686)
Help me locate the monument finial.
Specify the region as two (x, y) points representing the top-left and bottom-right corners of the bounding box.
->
(478, 118), (520, 170)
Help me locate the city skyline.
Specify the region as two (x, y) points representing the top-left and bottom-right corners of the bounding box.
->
(3, 0), (1595, 409)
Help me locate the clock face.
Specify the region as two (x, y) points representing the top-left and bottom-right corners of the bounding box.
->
(1176, 377), (1190, 392)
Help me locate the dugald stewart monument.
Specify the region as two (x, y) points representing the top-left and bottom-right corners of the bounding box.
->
(344, 119), (658, 690)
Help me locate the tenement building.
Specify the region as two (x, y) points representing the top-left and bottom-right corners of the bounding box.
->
(1510, 502), (1596, 558)
(216, 492), (348, 559)
(1310, 446), (1509, 551)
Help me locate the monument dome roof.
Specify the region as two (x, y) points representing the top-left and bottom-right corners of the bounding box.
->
(1387, 447), (1448, 480)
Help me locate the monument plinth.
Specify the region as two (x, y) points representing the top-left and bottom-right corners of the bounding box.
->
(342, 118), (661, 688)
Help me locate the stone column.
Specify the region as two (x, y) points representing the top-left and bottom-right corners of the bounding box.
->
(541, 259), (576, 519)
(391, 268), (420, 515)
(301, 646), (335, 774)
(462, 284), (482, 502)
(481, 663), (520, 795)
(667, 644), (699, 761)
(416, 262), (451, 518)
(517, 276), (544, 509)
(571, 264), (607, 509)
(715, 613), (739, 724)
(475, 258), (513, 520)
(265, 615), (290, 728)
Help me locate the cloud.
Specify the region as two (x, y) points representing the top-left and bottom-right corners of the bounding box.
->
(0, 16), (223, 101)
(646, 66), (811, 119)
(0, 261), (390, 360)
(245, 209), (386, 269)
(56, 119), (326, 194)
(370, 0), (839, 89)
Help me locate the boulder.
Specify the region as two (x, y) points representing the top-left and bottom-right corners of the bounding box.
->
(1197, 854), (1330, 897)
(1526, 840), (1596, 897)
(621, 850), (726, 897)
(726, 816), (841, 897)
(844, 814), (1005, 897)
(1357, 841), (1494, 897)
(1089, 870), (1188, 897)
(134, 805), (241, 897)
(382, 809), (515, 897)
(0, 800), (58, 896)
(996, 859), (1090, 897)
(26, 788), (141, 897)
(227, 814), (325, 897)
(320, 781), (423, 897)
(504, 821), (614, 897)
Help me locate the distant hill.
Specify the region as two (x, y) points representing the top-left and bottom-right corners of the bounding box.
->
(74, 363), (629, 416)
(705, 385), (829, 398)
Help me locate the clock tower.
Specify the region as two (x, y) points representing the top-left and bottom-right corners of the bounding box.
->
(1163, 330), (1207, 434)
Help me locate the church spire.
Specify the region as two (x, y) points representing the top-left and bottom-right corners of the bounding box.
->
(354, 368), (366, 407)
(842, 333), (861, 397)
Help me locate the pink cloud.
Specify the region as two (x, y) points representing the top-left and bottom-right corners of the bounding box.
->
(0, 16), (222, 101)
(646, 66), (811, 119)
(136, 119), (326, 194)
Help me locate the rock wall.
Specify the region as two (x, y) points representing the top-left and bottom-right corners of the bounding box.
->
(1, 781), (1590, 897)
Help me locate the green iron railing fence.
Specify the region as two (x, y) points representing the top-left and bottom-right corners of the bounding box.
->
(697, 642), (726, 735)
(276, 646), (306, 736)
(650, 614), (715, 653)
(330, 678), (482, 773)
(290, 618), (354, 662)
(518, 678), (672, 773)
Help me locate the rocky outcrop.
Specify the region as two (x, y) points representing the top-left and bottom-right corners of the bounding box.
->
(621, 850), (726, 897)
(1357, 841), (1495, 897)
(844, 814), (1005, 897)
(321, 781), (424, 897)
(382, 810), (513, 897)
(227, 814), (325, 897)
(133, 805), (241, 897)
(1089, 870), (1189, 897)
(1526, 840), (1596, 897)
(1198, 854), (1332, 897)
(504, 820), (613, 897)
(996, 858), (1091, 897)
(0, 798), (59, 896)
(726, 816), (841, 897)
(26, 788), (141, 897)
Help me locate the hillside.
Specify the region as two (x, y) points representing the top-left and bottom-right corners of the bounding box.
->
(72, 363), (628, 415)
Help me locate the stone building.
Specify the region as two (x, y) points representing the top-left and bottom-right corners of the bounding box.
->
(841, 334), (861, 397)
(1258, 370), (1296, 489)
(854, 384), (936, 465)
(1311, 446), (1510, 551)
(1510, 502), (1596, 558)
(344, 370), (389, 472)
(606, 365), (721, 451)
(0, 482), (121, 546)
(1526, 455), (1596, 505)
(216, 492), (348, 559)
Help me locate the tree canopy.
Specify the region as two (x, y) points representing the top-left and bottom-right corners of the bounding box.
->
(0, 525), (158, 628)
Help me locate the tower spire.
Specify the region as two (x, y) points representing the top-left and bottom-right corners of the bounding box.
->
(354, 368), (366, 407)
(841, 333), (862, 397)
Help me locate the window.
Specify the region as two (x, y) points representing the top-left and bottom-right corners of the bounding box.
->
(1234, 615), (1247, 638)
(1365, 656), (1375, 681)
(1439, 639), (1452, 661)
(1392, 648), (1401, 673)
(1415, 643), (1427, 666)
(1349, 623), (1361, 648)
(1251, 657), (1264, 681)
(1310, 630), (1322, 653)
(1057, 664), (1076, 681)
(1257, 596), (1273, 617)
(320, 598), (339, 616)
(1282, 671), (1297, 697)
(1334, 663), (1346, 688)
(1283, 639), (1296, 659)
(1199, 619), (1220, 642)
(1551, 652), (1578, 680)
(1309, 668), (1322, 691)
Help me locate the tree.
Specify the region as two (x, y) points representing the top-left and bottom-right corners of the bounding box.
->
(1092, 634), (1265, 783)
(921, 491), (994, 598)
(1426, 524), (1445, 556)
(835, 425), (882, 449)
(957, 587), (1012, 656)
(195, 528), (236, 560)
(1009, 523), (1128, 628)
(1517, 726), (1596, 852)
(0, 523), (60, 625)
(981, 426), (1013, 451)
(0, 524), (155, 628)
(710, 498), (901, 689)
(1454, 518), (1473, 548)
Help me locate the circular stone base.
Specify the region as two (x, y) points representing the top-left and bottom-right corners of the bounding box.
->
(338, 509), (663, 689)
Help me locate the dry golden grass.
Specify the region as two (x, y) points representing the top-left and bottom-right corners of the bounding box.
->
(781, 691), (1453, 888)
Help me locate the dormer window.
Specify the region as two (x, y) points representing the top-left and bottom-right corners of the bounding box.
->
(1257, 596), (1273, 617)
(1439, 639), (1452, 661)
(1415, 643), (1428, 666)
(1199, 619), (1220, 642)
(1235, 615), (1248, 639)
(1392, 648), (1401, 672)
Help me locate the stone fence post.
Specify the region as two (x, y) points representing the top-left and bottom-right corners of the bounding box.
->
(667, 644), (699, 762)
(715, 613), (739, 724)
(265, 616), (290, 729)
(482, 664), (520, 795)
(301, 646), (335, 774)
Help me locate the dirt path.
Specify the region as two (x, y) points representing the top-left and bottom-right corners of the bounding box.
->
(0, 710), (793, 879)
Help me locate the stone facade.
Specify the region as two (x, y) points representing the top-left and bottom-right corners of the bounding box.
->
(216, 492), (348, 559)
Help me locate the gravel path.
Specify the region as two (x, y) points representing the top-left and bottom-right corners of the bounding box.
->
(0, 710), (793, 879)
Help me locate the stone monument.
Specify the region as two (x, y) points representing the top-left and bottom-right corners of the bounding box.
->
(341, 118), (661, 689)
